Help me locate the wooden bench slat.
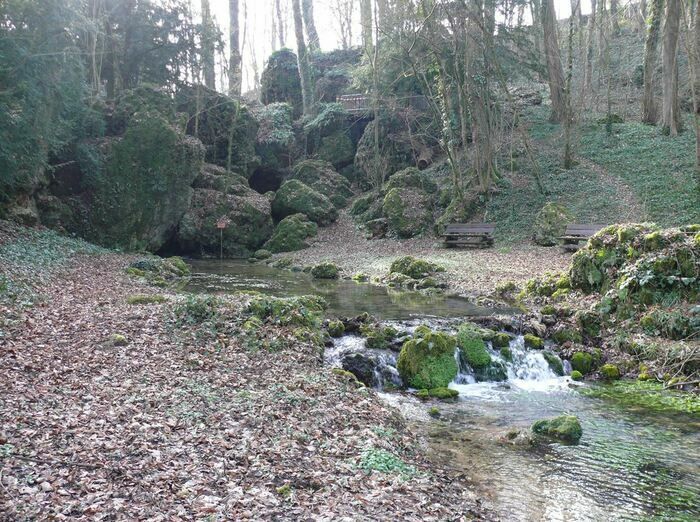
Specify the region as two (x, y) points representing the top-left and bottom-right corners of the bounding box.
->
(442, 222), (495, 249)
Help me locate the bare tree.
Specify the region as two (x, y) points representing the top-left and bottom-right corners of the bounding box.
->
(292, 0), (314, 115)
(276, 0), (285, 49)
(611, 0), (621, 35)
(302, 0), (320, 53)
(642, 0), (664, 123)
(542, 0), (566, 122)
(584, 0), (597, 99)
(661, 0), (682, 135)
(229, 0), (242, 95)
(201, 0), (216, 89)
(361, 0), (373, 52)
(682, 0), (700, 185)
(330, 0), (354, 49)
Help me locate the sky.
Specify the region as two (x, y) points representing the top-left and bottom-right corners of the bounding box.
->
(204, 0), (599, 92)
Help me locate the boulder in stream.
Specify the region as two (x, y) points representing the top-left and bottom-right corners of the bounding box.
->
(531, 415), (582, 444)
(397, 327), (458, 389)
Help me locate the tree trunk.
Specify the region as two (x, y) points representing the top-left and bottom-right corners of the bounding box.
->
(201, 0), (216, 89)
(564, 1), (576, 168)
(584, 0), (597, 99)
(610, 0), (621, 36)
(641, 0), (664, 124)
(302, 0), (320, 53)
(688, 0), (700, 186)
(275, 0), (285, 48)
(292, 0), (314, 116)
(661, 0), (681, 135)
(542, 0), (566, 122)
(377, 0), (390, 31)
(228, 0), (242, 95)
(361, 0), (373, 52)
(638, 0), (648, 33)
(570, 0), (581, 25)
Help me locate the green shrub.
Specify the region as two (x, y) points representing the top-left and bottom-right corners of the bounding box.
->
(359, 447), (416, 476)
(552, 328), (583, 345)
(173, 295), (220, 325)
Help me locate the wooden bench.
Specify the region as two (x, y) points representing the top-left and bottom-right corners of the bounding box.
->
(559, 224), (605, 252)
(443, 223), (495, 248)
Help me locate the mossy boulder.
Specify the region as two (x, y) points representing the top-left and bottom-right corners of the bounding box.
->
(246, 294), (326, 327)
(571, 352), (594, 374)
(552, 327), (583, 345)
(457, 327), (491, 369)
(341, 353), (377, 387)
(253, 249), (272, 260)
(600, 364), (621, 381)
(390, 256), (442, 279)
(542, 351), (564, 376)
(383, 187), (433, 238)
(316, 131), (355, 169)
(78, 112), (205, 251)
(397, 329), (458, 389)
(532, 202), (572, 246)
(576, 310), (602, 338)
(311, 262), (340, 279)
(177, 180), (274, 257)
(354, 116), (415, 181)
(264, 214), (318, 253)
(532, 415), (582, 444)
(359, 324), (398, 350)
(255, 103), (295, 172)
(418, 387), (459, 400)
(260, 49), (303, 117)
(272, 180), (338, 226)
(385, 167), (438, 194)
(571, 370), (583, 381)
(492, 333), (513, 348)
(524, 334), (544, 349)
(291, 160), (354, 208)
(327, 320), (345, 337)
(500, 346), (513, 361)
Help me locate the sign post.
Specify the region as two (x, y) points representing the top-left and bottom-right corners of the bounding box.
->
(216, 217), (230, 260)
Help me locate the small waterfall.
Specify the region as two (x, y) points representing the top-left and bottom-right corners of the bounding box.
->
(454, 348), (477, 384)
(501, 336), (559, 382)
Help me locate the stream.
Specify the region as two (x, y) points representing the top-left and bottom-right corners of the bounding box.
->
(189, 259), (700, 521)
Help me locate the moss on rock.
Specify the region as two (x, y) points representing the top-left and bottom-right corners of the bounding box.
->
(397, 328), (458, 389)
(389, 256), (442, 279)
(532, 202), (572, 246)
(571, 370), (583, 381)
(457, 327), (491, 369)
(310, 262), (340, 279)
(264, 214), (318, 253)
(260, 49), (303, 117)
(272, 179), (338, 226)
(524, 334), (544, 349)
(327, 320), (345, 337)
(532, 415), (582, 444)
(542, 351), (564, 376)
(600, 363), (621, 381)
(383, 187), (433, 238)
(291, 160), (354, 209)
(571, 352), (594, 374)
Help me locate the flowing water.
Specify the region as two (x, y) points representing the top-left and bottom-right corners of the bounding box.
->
(189, 260), (700, 521)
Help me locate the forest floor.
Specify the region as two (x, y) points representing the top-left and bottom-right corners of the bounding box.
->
(278, 210), (571, 297)
(0, 225), (492, 520)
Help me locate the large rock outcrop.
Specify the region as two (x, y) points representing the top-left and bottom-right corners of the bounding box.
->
(177, 165), (274, 257)
(260, 49), (303, 118)
(290, 160), (354, 208)
(272, 180), (338, 226)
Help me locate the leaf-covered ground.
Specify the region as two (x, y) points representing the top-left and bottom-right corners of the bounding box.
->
(0, 228), (492, 520)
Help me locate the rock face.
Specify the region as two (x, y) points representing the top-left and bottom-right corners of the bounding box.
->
(79, 112), (205, 251)
(260, 49), (303, 117)
(532, 202), (572, 246)
(177, 165), (273, 257)
(290, 160), (354, 208)
(264, 213), (318, 253)
(253, 103), (296, 192)
(354, 115), (416, 182)
(304, 104), (357, 170)
(272, 180), (338, 226)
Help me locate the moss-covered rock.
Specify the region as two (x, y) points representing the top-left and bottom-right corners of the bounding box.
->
(397, 329), (458, 389)
(532, 202), (572, 246)
(311, 262), (340, 279)
(532, 415), (582, 444)
(542, 351), (564, 376)
(291, 160), (354, 208)
(570, 352), (594, 374)
(383, 187), (433, 238)
(457, 327), (491, 369)
(245, 294), (326, 327)
(576, 310), (602, 338)
(264, 214), (318, 253)
(272, 180), (338, 226)
(571, 370), (583, 381)
(260, 49), (303, 117)
(316, 131), (355, 169)
(421, 387), (459, 400)
(384, 167), (438, 194)
(110, 334), (128, 347)
(500, 346), (513, 361)
(327, 320), (345, 337)
(600, 363), (621, 381)
(127, 256), (190, 286)
(492, 333), (513, 348)
(524, 334), (544, 349)
(390, 256), (443, 279)
(78, 112), (204, 251)
(359, 324), (398, 350)
(552, 327), (583, 345)
(254, 103), (295, 172)
(177, 179), (274, 257)
(354, 115), (416, 181)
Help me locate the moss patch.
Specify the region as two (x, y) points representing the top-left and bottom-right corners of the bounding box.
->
(397, 328), (458, 389)
(532, 415), (583, 444)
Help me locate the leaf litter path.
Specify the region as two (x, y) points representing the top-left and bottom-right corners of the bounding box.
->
(0, 253), (492, 520)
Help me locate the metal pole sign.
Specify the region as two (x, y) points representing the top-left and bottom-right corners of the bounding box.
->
(216, 216), (230, 259)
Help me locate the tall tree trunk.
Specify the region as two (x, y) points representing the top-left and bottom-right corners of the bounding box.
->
(570, 0), (581, 25)
(638, 0), (648, 33)
(292, 0), (314, 116)
(377, 0), (390, 32)
(584, 0), (597, 101)
(361, 0), (373, 53)
(688, 0), (700, 186)
(564, 1), (576, 168)
(276, 0), (285, 48)
(228, 0), (242, 95)
(201, 0), (216, 89)
(302, 0), (320, 53)
(542, 0), (566, 122)
(610, 0), (621, 35)
(642, 0), (664, 123)
(661, 0), (681, 135)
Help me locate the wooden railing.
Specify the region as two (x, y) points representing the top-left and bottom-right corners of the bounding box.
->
(337, 94), (430, 114)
